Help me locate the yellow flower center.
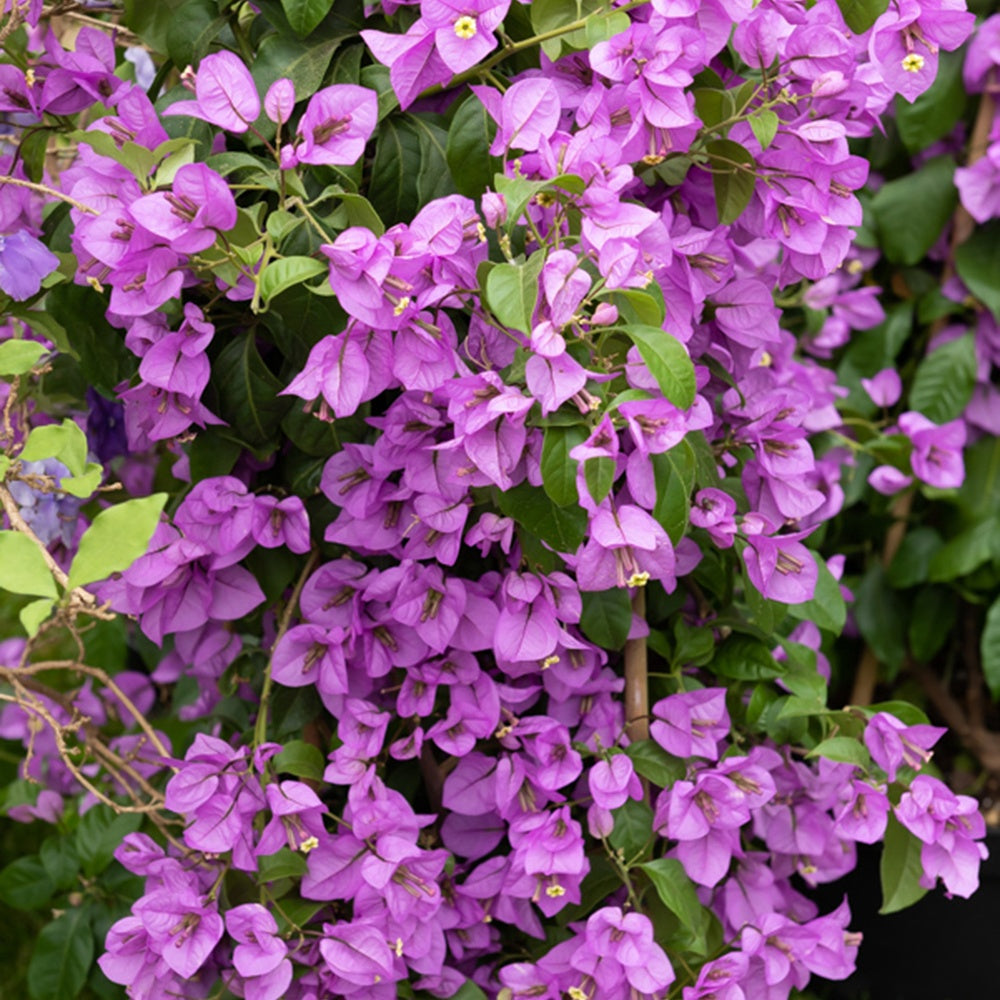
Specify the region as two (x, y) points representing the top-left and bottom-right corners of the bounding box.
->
(454, 15), (477, 38)
(569, 989), (589, 1000)
(902, 53), (925, 73)
(627, 570), (650, 588)
(299, 836), (319, 853)
(545, 882), (566, 897)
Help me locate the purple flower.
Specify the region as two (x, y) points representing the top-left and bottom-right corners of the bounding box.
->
(287, 85), (378, 167)
(860, 368), (902, 407)
(651, 688), (730, 761)
(165, 51), (261, 132)
(740, 514), (818, 604)
(0, 231), (59, 300)
(864, 712), (945, 782)
(225, 903), (292, 1000)
(898, 411), (966, 489)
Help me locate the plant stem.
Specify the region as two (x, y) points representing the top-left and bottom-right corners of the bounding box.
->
(624, 587), (649, 743)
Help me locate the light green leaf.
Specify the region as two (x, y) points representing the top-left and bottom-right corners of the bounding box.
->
(60, 463), (104, 500)
(0, 340), (46, 376)
(66, 494), (167, 591)
(0, 532), (58, 598)
(749, 109), (779, 150)
(880, 814), (928, 914)
(485, 251), (546, 335)
(807, 736), (870, 766)
(19, 599), (54, 636)
(259, 257), (327, 305)
(622, 325), (696, 409)
(20, 419), (88, 476)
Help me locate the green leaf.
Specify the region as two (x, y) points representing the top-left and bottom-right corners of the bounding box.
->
(20, 419), (88, 476)
(928, 515), (1000, 581)
(639, 858), (708, 954)
(541, 425), (587, 507)
(711, 634), (784, 681)
(66, 494), (167, 591)
(908, 586), (956, 663)
(748, 109), (779, 150)
(214, 331), (294, 450)
(274, 739), (326, 781)
(609, 289), (665, 327)
(20, 598), (55, 636)
(259, 848), (309, 880)
(871, 156), (956, 265)
(886, 527), (943, 588)
(76, 806), (142, 878)
(955, 219), (1000, 321)
(0, 532), (58, 599)
(40, 837), (80, 892)
(494, 172), (584, 231)
(584, 456), (616, 506)
(258, 256), (327, 305)
(0, 339), (46, 376)
(485, 251), (546, 335)
(837, 0), (890, 32)
(27, 905), (94, 1000)
(879, 814), (928, 914)
(0, 856), (54, 910)
(982, 596), (1000, 700)
(166, 0), (226, 68)
(369, 115), (455, 226)
(705, 139), (756, 225)
(282, 0), (335, 34)
(909, 332), (977, 424)
(786, 553), (846, 633)
(853, 564), (906, 674)
(807, 736), (870, 766)
(622, 325), (696, 409)
(579, 588), (633, 650)
(446, 94), (500, 199)
(625, 741), (685, 788)
(252, 33), (343, 104)
(61, 463), (103, 500)
(895, 48), (966, 151)
(652, 441), (696, 544)
(608, 798), (654, 859)
(449, 982), (490, 1000)
(495, 482), (587, 553)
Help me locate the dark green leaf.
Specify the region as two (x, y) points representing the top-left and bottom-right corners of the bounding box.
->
(541, 425), (586, 507)
(252, 34), (343, 104)
(608, 798), (654, 859)
(282, 0), (335, 34)
(584, 456), (616, 506)
(909, 332), (977, 424)
(837, 0), (889, 32)
(870, 156), (956, 265)
(652, 441), (696, 544)
(886, 527), (943, 588)
(626, 741), (685, 788)
(880, 814), (928, 914)
(786, 553), (846, 633)
(214, 332), (293, 450)
(27, 905), (94, 1000)
(446, 94), (500, 199)
(495, 483), (587, 553)
(274, 739), (326, 781)
(711, 634), (784, 681)
(76, 807), (142, 878)
(928, 516), (1000, 581)
(579, 588), (633, 650)
(0, 856), (54, 910)
(40, 838), (80, 892)
(166, 0), (226, 68)
(485, 251), (546, 335)
(622, 325), (696, 409)
(259, 848), (309, 880)
(189, 428), (242, 480)
(854, 564), (906, 673)
(639, 858), (709, 954)
(705, 139), (756, 225)
(609, 289), (665, 327)
(982, 596), (1000, 700)
(369, 115), (455, 226)
(956, 219), (1000, 321)
(895, 49), (966, 151)
(908, 586), (956, 663)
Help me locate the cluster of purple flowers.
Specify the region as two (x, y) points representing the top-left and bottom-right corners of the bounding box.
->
(0, 0), (993, 997)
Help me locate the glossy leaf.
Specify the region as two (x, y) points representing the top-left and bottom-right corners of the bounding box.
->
(579, 588), (633, 650)
(909, 333), (977, 424)
(485, 251), (546, 335)
(258, 256), (327, 305)
(446, 94), (500, 199)
(541, 425), (587, 507)
(879, 814), (928, 914)
(282, 0), (335, 34)
(622, 325), (696, 409)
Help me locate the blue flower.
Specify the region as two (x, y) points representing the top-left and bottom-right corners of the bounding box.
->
(0, 230), (59, 301)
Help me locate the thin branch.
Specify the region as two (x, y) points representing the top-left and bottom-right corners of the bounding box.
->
(0, 175), (99, 215)
(624, 588), (649, 743)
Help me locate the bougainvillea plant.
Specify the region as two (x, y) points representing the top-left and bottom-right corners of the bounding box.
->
(0, 0), (997, 997)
